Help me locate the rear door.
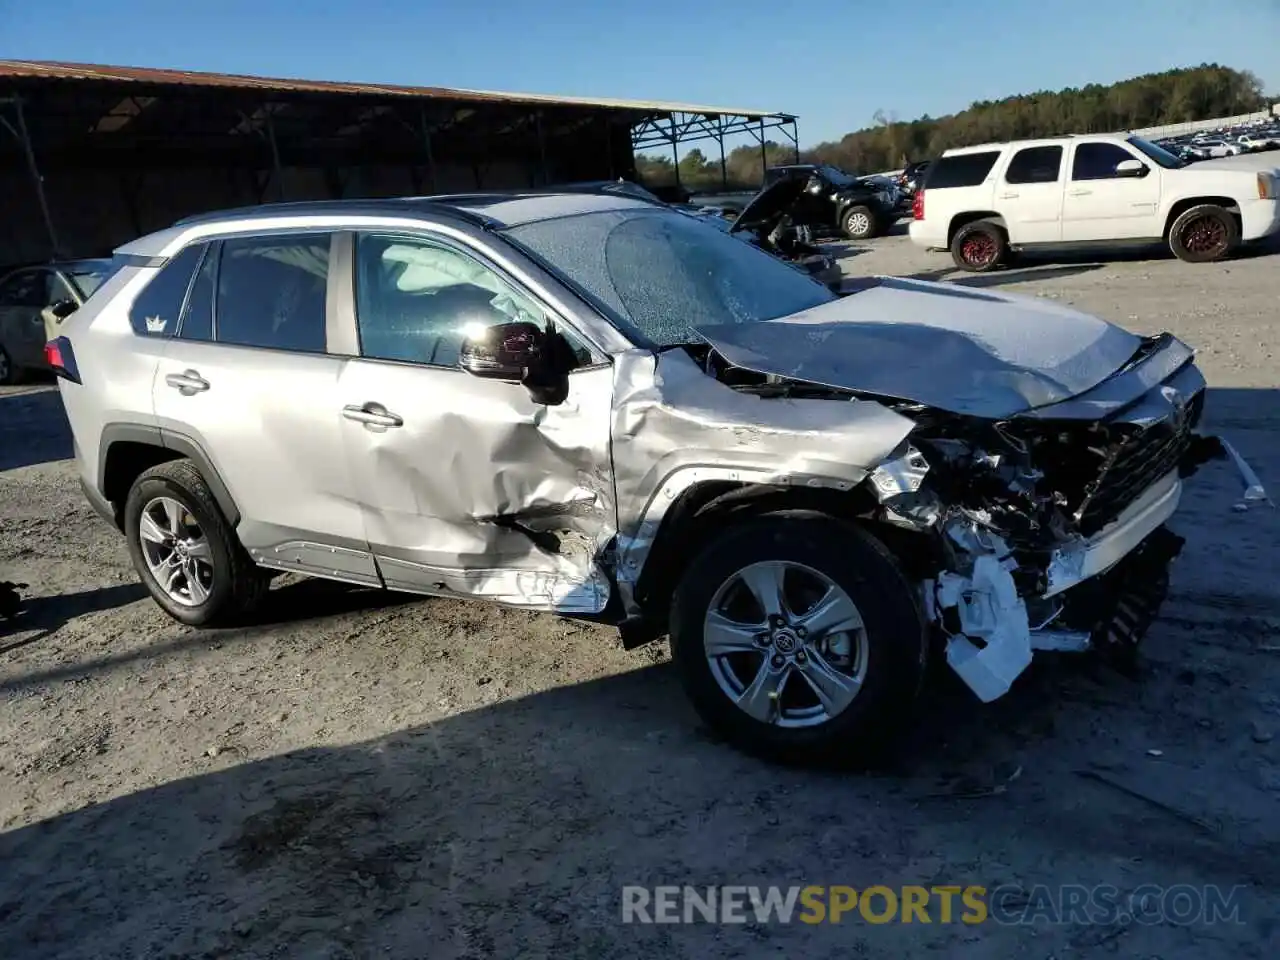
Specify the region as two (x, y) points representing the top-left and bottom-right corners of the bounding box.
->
(333, 229), (617, 612)
(995, 144), (1065, 244)
(1061, 141), (1162, 241)
(151, 232), (376, 583)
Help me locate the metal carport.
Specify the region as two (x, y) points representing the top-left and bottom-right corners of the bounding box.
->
(0, 60), (798, 265)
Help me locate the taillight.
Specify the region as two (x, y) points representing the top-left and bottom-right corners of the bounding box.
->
(912, 190), (925, 220)
(45, 336), (81, 384)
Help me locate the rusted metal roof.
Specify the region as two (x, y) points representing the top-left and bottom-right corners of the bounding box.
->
(0, 60), (787, 119)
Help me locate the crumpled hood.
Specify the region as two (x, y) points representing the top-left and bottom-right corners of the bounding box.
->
(693, 276), (1144, 418)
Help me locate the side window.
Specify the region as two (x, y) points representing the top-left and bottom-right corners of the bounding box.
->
(353, 233), (592, 369)
(924, 151), (1001, 189)
(215, 234), (330, 352)
(1004, 146), (1063, 184)
(1071, 143), (1137, 181)
(178, 244), (216, 342)
(0, 270), (45, 308)
(49, 273), (78, 304)
(128, 244), (205, 338)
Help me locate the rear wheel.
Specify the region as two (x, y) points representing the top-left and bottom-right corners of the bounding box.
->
(842, 205), (880, 240)
(124, 459), (270, 626)
(0, 345), (16, 386)
(1168, 204), (1239, 263)
(669, 513), (927, 766)
(950, 220), (1008, 271)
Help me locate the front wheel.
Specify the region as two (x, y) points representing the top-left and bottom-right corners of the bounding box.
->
(1168, 204), (1239, 263)
(842, 205), (880, 240)
(669, 513), (927, 766)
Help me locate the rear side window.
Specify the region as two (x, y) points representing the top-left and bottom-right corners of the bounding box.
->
(924, 152), (1001, 189)
(128, 244), (205, 338)
(214, 234), (331, 353)
(1004, 146), (1063, 184)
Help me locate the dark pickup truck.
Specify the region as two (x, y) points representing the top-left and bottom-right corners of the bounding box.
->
(756, 164), (900, 240)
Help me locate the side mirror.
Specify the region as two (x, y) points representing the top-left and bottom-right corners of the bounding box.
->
(40, 299), (78, 327)
(458, 320), (572, 405)
(1115, 159), (1147, 178)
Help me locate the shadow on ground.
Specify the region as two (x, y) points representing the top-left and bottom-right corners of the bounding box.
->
(0, 385), (70, 472)
(0, 582), (148, 653)
(0, 390), (1277, 958)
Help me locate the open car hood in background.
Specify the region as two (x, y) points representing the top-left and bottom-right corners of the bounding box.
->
(728, 177), (806, 234)
(693, 277), (1145, 418)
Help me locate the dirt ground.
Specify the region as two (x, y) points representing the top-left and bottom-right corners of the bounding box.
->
(2, 231), (1279, 959)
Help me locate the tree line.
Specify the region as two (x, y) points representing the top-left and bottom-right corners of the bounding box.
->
(636, 64), (1269, 191)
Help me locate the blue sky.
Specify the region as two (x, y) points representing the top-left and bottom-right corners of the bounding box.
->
(1, 0), (1276, 149)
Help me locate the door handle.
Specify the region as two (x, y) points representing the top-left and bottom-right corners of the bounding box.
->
(998, 192), (1019, 199)
(343, 402), (403, 428)
(165, 369), (210, 394)
(1068, 189), (1092, 197)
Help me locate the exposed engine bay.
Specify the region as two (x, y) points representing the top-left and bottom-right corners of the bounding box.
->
(679, 339), (1268, 700)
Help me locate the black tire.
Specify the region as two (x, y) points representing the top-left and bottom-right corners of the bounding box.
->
(0, 345), (17, 386)
(1168, 204), (1239, 263)
(123, 459), (270, 627)
(950, 219), (1008, 272)
(669, 512), (928, 767)
(841, 205), (880, 240)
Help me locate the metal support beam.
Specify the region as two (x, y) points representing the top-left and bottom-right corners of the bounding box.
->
(535, 111), (548, 185)
(791, 119), (800, 163)
(669, 116), (681, 188)
(758, 118), (767, 182)
(717, 119), (728, 189)
(418, 105), (437, 194)
(5, 96), (61, 257)
(264, 110), (285, 202)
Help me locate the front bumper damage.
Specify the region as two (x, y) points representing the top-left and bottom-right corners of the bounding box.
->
(914, 437), (1267, 703)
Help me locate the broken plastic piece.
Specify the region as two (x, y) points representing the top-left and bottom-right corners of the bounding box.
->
(1216, 437), (1269, 504)
(1029, 629), (1092, 652)
(937, 553), (1033, 703)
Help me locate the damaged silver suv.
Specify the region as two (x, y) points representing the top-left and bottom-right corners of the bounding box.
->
(52, 193), (1264, 764)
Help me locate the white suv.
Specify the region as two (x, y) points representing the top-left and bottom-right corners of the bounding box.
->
(909, 134), (1280, 271)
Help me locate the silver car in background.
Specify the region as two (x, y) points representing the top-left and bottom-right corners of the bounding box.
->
(0, 258), (116, 384)
(50, 193), (1262, 765)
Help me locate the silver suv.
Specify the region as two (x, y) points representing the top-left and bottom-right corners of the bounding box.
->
(53, 193), (1262, 764)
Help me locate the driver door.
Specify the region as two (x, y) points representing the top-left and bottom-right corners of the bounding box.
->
(1061, 141), (1162, 241)
(334, 230), (617, 613)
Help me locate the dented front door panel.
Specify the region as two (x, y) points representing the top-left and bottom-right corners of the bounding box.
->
(336, 359), (617, 613)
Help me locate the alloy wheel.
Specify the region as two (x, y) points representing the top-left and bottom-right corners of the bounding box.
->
(962, 234), (997, 267)
(1181, 216), (1228, 257)
(138, 496), (215, 606)
(702, 560), (868, 728)
(847, 211), (871, 236)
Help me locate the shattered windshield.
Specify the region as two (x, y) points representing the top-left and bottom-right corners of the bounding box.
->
(504, 208), (836, 347)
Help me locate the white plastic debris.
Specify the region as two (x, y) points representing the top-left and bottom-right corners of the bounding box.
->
(1217, 437), (1269, 504)
(936, 545), (1034, 703)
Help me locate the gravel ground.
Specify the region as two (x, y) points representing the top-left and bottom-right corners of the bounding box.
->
(2, 231), (1279, 959)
